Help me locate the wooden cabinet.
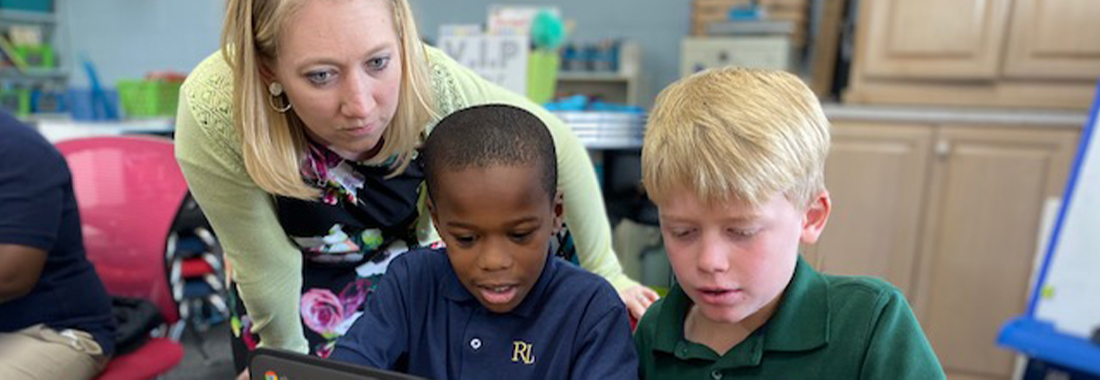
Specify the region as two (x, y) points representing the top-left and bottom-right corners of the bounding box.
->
(847, 0), (1100, 110)
(811, 122), (932, 296)
(815, 119), (1079, 380)
(916, 127), (1077, 380)
(861, 0), (1010, 80)
(1003, 0), (1100, 80)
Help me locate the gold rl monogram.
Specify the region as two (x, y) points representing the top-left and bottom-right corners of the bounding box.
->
(511, 341), (535, 364)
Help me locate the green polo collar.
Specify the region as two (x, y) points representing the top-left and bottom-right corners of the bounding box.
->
(650, 256), (831, 369)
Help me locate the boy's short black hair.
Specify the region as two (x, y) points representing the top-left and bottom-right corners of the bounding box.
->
(422, 104), (557, 201)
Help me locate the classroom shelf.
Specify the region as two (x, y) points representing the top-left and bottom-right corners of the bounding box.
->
(0, 9), (55, 25)
(0, 66), (67, 79)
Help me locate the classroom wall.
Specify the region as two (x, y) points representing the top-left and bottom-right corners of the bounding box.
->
(57, 0), (688, 107)
(57, 0), (223, 88)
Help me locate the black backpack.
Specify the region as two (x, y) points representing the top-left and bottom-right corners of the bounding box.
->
(110, 296), (165, 355)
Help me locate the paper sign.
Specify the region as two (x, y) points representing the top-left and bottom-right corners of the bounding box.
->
(438, 33), (529, 95)
(488, 5), (560, 35)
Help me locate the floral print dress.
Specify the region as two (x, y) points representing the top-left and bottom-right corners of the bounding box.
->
(228, 143), (433, 364)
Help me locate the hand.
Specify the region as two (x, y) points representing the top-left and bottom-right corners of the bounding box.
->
(619, 285), (660, 320)
(236, 368), (249, 380)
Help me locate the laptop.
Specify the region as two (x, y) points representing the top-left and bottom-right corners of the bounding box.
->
(250, 347), (429, 380)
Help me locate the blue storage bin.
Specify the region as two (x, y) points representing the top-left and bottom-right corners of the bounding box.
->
(67, 88), (119, 121)
(0, 0), (53, 13)
(30, 88), (66, 114)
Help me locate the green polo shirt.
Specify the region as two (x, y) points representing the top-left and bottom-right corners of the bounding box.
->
(634, 257), (945, 380)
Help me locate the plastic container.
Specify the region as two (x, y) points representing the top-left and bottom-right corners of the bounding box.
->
(526, 50), (560, 104)
(551, 110), (647, 149)
(117, 79), (182, 117)
(14, 44), (53, 68)
(67, 88), (119, 121)
(30, 87), (65, 113)
(0, 87), (31, 117)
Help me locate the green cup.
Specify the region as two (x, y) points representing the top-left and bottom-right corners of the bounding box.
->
(527, 50), (560, 104)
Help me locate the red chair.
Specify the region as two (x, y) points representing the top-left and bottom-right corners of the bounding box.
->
(56, 136), (186, 380)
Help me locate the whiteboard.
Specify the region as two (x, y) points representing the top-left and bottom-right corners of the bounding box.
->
(1032, 86), (1100, 339)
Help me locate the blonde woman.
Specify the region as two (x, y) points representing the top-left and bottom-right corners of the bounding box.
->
(175, 0), (658, 373)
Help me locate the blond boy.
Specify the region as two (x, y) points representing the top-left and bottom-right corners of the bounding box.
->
(633, 67), (945, 379)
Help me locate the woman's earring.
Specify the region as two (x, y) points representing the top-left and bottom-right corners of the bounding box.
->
(268, 82), (292, 113)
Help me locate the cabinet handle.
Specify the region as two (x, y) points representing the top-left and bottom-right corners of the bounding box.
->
(935, 140), (951, 158)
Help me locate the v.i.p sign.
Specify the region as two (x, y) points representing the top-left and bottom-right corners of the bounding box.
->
(439, 33), (529, 95)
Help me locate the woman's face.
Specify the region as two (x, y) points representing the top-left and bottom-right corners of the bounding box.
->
(272, 0), (403, 161)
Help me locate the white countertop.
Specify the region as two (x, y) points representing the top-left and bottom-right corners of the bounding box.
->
(822, 104), (1089, 127)
(32, 118), (175, 143)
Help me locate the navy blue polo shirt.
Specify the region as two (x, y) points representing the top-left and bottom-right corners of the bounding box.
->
(0, 112), (116, 356)
(330, 248), (638, 380)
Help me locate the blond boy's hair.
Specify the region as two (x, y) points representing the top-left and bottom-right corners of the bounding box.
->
(642, 67), (830, 209)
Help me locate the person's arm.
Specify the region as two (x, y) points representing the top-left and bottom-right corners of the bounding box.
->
(0, 245), (46, 303)
(0, 128), (62, 303)
(329, 254), (411, 368)
(570, 286), (639, 380)
(426, 47), (654, 305)
(174, 82), (309, 354)
(859, 288), (946, 380)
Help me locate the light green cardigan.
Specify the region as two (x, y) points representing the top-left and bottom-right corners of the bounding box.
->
(174, 46), (635, 353)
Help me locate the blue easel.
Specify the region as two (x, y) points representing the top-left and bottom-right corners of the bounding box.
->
(998, 81), (1100, 378)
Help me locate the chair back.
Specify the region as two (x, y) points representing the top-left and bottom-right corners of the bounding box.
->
(56, 136), (186, 323)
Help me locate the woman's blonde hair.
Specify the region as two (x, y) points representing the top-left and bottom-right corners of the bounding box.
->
(642, 67), (830, 210)
(221, 0), (436, 199)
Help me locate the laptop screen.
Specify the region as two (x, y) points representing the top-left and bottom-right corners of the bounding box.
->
(250, 348), (430, 380)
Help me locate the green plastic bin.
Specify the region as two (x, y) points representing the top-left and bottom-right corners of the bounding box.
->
(117, 79), (182, 117)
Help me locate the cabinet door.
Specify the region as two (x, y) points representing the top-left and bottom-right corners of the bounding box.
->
(812, 122), (932, 297)
(916, 127), (1078, 379)
(1003, 0), (1100, 80)
(858, 0), (1011, 80)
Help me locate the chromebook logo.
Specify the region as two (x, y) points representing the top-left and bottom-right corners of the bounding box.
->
(265, 371), (278, 380)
